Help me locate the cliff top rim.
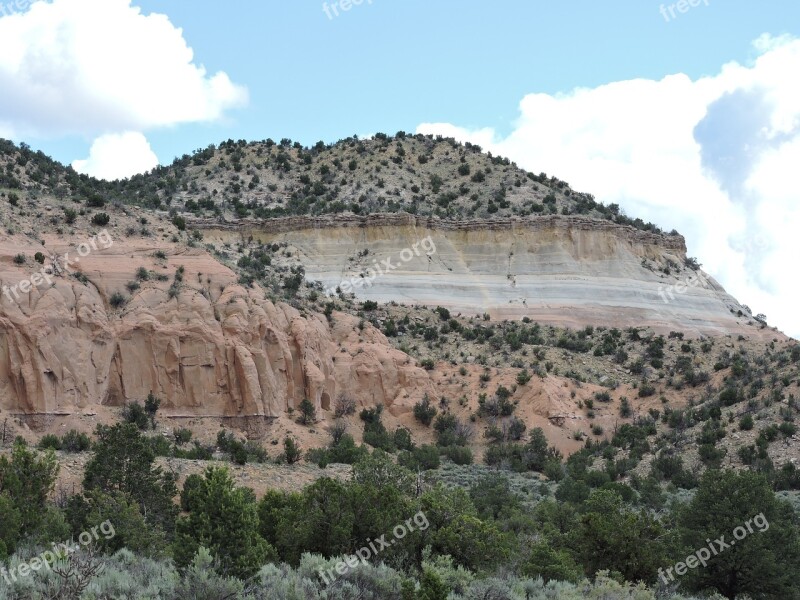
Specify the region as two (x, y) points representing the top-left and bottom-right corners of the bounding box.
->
(186, 211), (687, 248)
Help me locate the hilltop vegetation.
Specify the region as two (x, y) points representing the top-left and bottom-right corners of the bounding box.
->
(0, 135), (672, 233)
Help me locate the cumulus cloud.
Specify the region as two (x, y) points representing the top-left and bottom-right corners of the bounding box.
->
(0, 0), (248, 178)
(71, 131), (158, 181)
(418, 35), (800, 339)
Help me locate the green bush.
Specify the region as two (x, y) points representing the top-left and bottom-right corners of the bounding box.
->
(720, 387), (741, 406)
(82, 423), (178, 537)
(297, 398), (317, 425)
(595, 391), (612, 403)
(414, 395), (438, 426)
(181, 441), (214, 461)
(638, 381), (656, 398)
(444, 445), (473, 465)
(619, 397), (632, 418)
(434, 414), (471, 447)
(61, 429), (91, 452)
(86, 193), (105, 208)
(122, 401), (150, 430)
(174, 428), (193, 445)
(145, 392), (160, 419)
(92, 212), (110, 226)
(283, 437), (301, 464)
(109, 291), (127, 308)
(38, 434), (61, 450)
(175, 466), (276, 578)
(329, 434), (363, 463)
(516, 369), (531, 385)
(398, 445), (440, 471)
(650, 451), (696, 487)
(507, 417), (527, 441)
(698, 443), (726, 467)
(148, 435), (173, 457)
(393, 427), (414, 451)
(359, 405), (395, 452)
(363, 422), (394, 452)
(678, 469), (800, 598)
(477, 394), (515, 417)
(231, 442), (248, 465)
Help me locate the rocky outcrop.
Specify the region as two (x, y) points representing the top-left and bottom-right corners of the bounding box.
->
(198, 213), (759, 337)
(0, 212), (771, 420)
(189, 212), (688, 252)
(0, 234), (433, 418)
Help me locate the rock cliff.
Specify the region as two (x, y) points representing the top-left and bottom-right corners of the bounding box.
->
(198, 213), (757, 337)
(0, 233), (433, 419)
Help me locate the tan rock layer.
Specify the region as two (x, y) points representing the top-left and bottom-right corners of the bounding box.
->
(187, 212), (688, 253)
(0, 236), (434, 417)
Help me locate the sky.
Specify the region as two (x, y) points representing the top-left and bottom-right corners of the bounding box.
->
(0, 0), (798, 338)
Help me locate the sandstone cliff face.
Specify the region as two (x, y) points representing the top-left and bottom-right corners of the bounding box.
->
(0, 234), (433, 417)
(0, 213), (770, 420)
(198, 213), (757, 337)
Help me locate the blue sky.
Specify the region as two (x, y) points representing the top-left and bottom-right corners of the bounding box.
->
(10, 0), (799, 164)
(1, 0), (798, 337)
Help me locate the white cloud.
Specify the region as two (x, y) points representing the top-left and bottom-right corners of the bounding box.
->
(418, 35), (800, 339)
(0, 0), (248, 177)
(72, 131), (158, 180)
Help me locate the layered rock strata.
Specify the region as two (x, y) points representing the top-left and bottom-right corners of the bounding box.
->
(198, 213), (755, 337)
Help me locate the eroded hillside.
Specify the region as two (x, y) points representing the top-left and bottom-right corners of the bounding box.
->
(0, 136), (795, 476)
(197, 212), (760, 337)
